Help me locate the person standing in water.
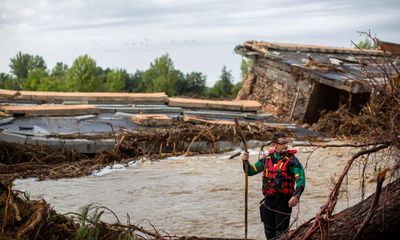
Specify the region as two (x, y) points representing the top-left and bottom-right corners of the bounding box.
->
(242, 132), (306, 239)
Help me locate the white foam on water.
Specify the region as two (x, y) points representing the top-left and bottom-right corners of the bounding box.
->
(92, 164), (127, 177)
(164, 155), (186, 161)
(128, 160), (141, 168)
(13, 177), (38, 185)
(112, 164), (126, 170)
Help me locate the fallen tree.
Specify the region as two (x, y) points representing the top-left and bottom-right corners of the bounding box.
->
(281, 171), (399, 240)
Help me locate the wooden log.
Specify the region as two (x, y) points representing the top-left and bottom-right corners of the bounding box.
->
(183, 115), (234, 125)
(0, 111), (10, 118)
(280, 177), (400, 240)
(0, 89), (19, 99)
(131, 114), (172, 126)
(0, 89), (168, 103)
(168, 97), (261, 112)
(236, 100), (262, 112)
(0, 105), (99, 117)
(168, 97), (242, 111)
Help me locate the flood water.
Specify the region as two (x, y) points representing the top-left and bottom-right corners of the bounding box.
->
(14, 145), (378, 239)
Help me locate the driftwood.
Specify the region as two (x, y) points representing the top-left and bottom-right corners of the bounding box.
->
(280, 176), (400, 240)
(352, 170), (387, 240)
(1, 121), (289, 181)
(0, 181), (247, 240)
(281, 144), (390, 240)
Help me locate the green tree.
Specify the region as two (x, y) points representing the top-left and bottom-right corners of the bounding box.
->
(177, 72), (207, 96)
(51, 62), (68, 77)
(231, 81), (243, 98)
(67, 55), (101, 92)
(125, 70), (144, 92)
(356, 37), (376, 49)
(95, 67), (111, 91)
(37, 75), (63, 91)
(0, 73), (18, 89)
(240, 58), (252, 81)
(105, 68), (128, 92)
(142, 54), (182, 96)
(9, 52), (46, 79)
(24, 68), (49, 90)
(50, 62), (69, 91)
(209, 66), (234, 98)
(0, 73), (6, 88)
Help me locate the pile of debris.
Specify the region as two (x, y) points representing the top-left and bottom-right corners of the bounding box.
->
(0, 120), (296, 181)
(0, 181), (246, 240)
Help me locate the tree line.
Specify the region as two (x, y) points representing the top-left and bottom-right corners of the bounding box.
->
(0, 52), (251, 99)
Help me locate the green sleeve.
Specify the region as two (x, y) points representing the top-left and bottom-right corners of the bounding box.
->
(292, 158), (306, 188)
(243, 158), (265, 176)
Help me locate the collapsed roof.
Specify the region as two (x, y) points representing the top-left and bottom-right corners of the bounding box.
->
(235, 41), (400, 93)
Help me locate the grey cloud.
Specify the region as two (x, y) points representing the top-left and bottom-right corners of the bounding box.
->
(2, 0), (399, 35)
(1, 0), (399, 83)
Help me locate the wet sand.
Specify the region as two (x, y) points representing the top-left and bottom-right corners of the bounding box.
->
(14, 145), (379, 239)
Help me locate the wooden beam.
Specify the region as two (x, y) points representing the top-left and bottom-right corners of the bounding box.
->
(131, 114), (172, 126)
(0, 89), (168, 103)
(168, 98), (261, 112)
(0, 105), (99, 117)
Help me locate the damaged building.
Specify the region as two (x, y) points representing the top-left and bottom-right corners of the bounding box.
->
(235, 41), (400, 123)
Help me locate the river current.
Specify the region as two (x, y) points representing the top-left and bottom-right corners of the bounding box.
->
(14, 146), (377, 239)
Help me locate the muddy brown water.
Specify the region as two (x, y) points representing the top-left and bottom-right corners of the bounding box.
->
(14, 145), (378, 239)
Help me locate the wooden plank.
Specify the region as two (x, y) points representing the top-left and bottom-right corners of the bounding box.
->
(3, 90), (168, 103)
(131, 114), (172, 126)
(0, 111), (11, 118)
(0, 89), (19, 99)
(251, 41), (385, 55)
(236, 100), (262, 112)
(0, 105), (99, 117)
(168, 97), (241, 111)
(183, 110), (247, 119)
(168, 98), (261, 112)
(380, 41), (400, 56)
(183, 114), (234, 125)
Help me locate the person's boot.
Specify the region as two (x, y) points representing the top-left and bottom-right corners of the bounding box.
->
(264, 224), (276, 240)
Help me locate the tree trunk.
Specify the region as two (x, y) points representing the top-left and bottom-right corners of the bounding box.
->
(280, 178), (400, 240)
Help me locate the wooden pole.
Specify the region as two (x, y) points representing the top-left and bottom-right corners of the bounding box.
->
(234, 119), (248, 240)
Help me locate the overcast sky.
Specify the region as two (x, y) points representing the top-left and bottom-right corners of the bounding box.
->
(1, 0), (399, 86)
